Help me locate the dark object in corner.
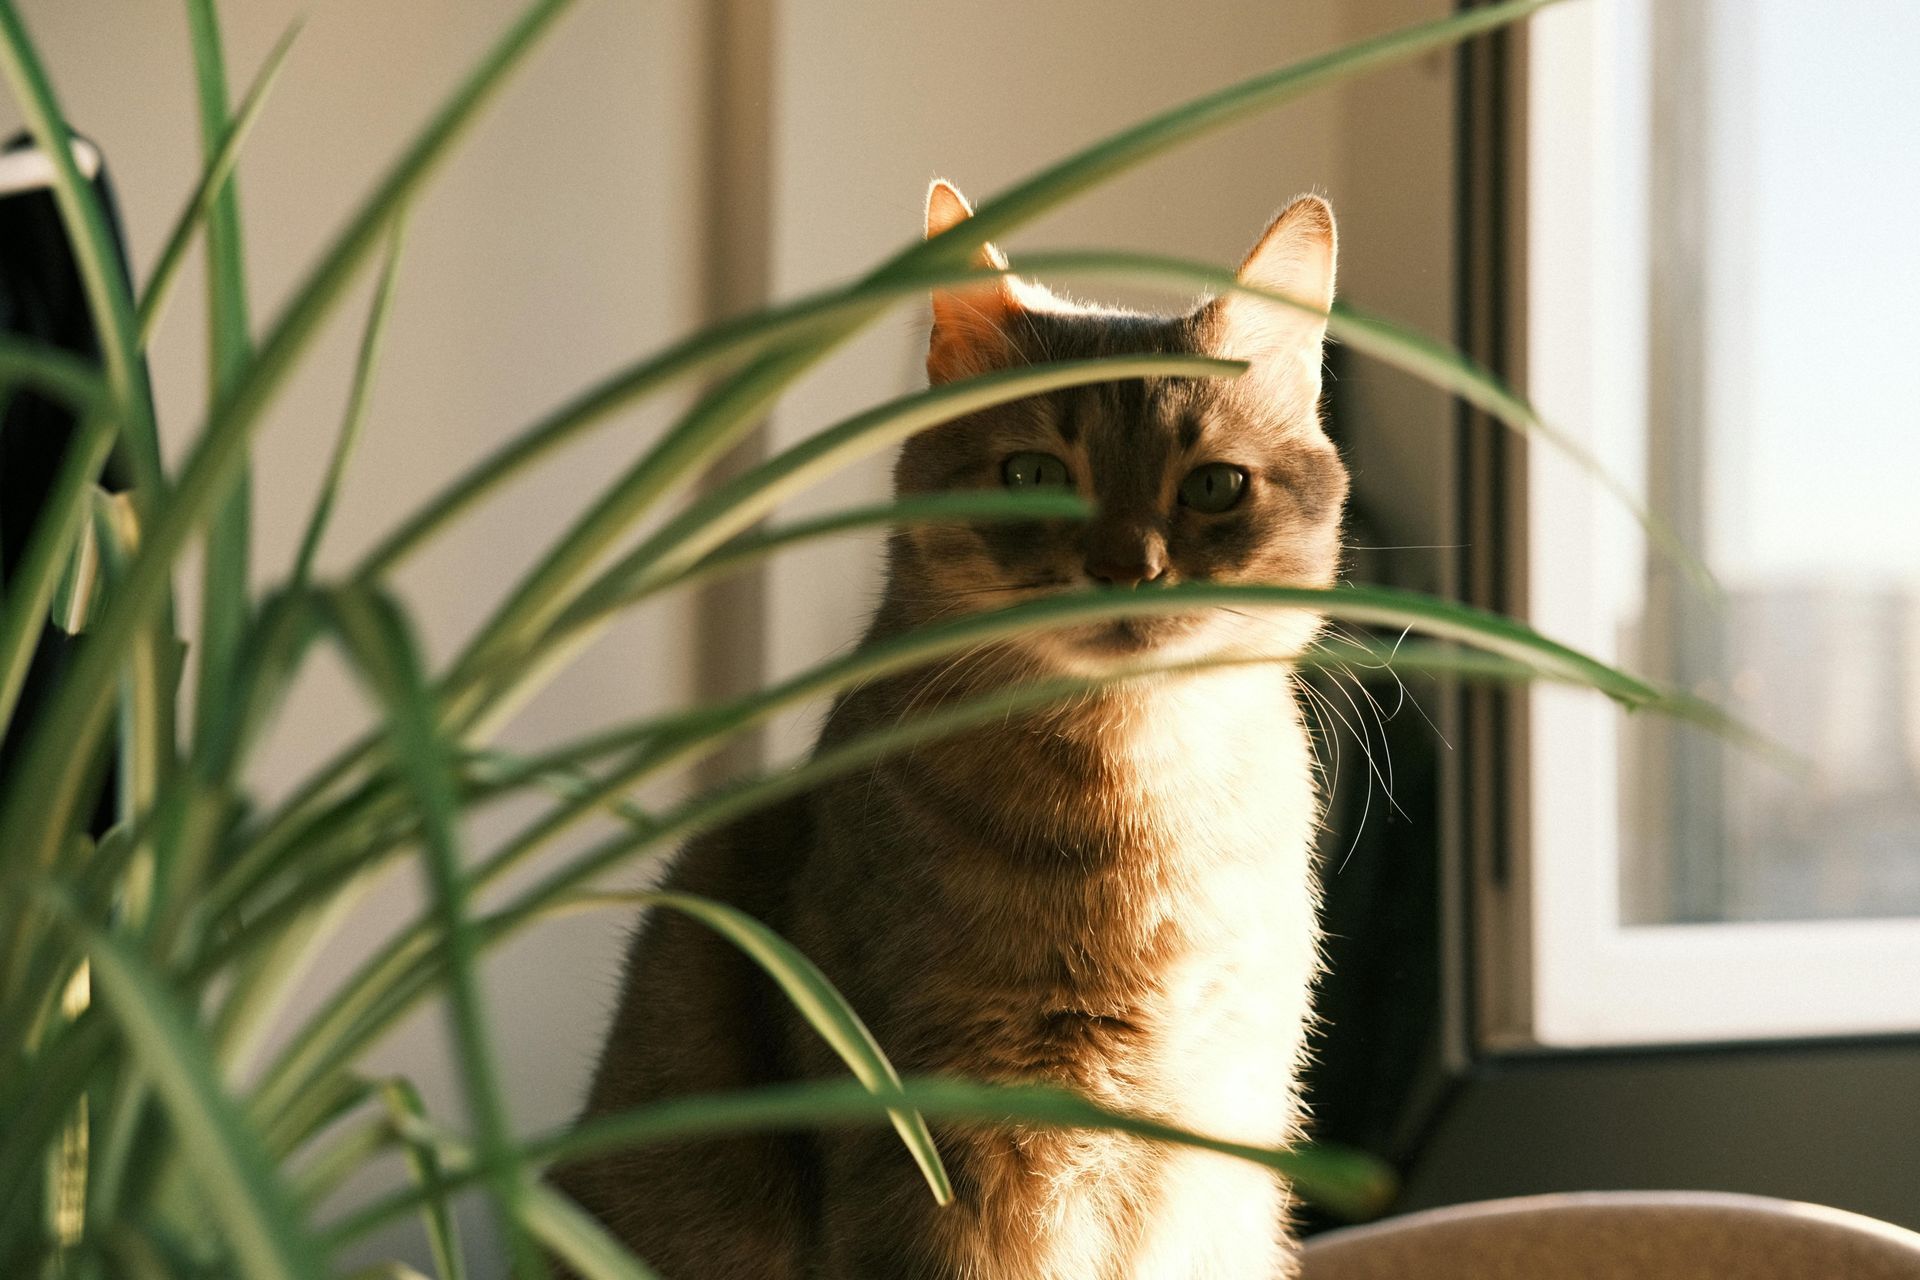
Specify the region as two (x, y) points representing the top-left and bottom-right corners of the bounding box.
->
(0, 129), (137, 833)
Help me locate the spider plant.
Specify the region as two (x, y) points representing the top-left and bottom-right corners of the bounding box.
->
(0, 0), (1731, 1276)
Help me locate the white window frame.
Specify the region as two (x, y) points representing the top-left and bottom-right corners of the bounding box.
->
(1520, 0), (1920, 1049)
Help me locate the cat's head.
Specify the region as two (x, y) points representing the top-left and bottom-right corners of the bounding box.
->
(893, 180), (1349, 668)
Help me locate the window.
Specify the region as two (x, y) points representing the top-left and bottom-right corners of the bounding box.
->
(1512, 0), (1920, 1047)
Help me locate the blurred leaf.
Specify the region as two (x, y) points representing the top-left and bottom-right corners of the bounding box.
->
(317, 583), (536, 1274)
(0, 0), (579, 911)
(518, 1182), (661, 1280)
(459, 354), (1242, 711)
(0, 0), (164, 491)
(329, 1075), (1394, 1251)
(0, 396), (111, 740)
(292, 219), (407, 589)
(378, 1079), (466, 1280)
(45, 898), (324, 1280)
(182, 0), (277, 772)
(137, 16), (303, 345)
(603, 891), (952, 1205)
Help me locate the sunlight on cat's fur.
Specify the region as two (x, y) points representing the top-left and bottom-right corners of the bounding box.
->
(555, 179), (1347, 1280)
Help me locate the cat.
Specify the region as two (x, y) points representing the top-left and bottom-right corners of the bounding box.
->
(554, 180), (1347, 1279)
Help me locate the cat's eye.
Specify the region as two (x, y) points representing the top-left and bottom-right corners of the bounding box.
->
(1002, 452), (1072, 489)
(1178, 462), (1248, 513)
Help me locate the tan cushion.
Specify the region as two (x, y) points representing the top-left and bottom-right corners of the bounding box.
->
(1299, 1191), (1920, 1280)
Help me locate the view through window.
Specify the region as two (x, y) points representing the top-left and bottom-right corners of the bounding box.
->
(1618, 0), (1920, 925)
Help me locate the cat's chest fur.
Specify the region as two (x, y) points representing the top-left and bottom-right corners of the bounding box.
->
(803, 664), (1322, 1277)
(932, 666), (1318, 1091)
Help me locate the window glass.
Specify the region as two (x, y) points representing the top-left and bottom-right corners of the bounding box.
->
(1620, 1), (1920, 924)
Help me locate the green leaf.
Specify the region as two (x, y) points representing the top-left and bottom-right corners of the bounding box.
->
(258, 0), (1580, 928)
(183, 0), (281, 773)
(48, 490), (103, 634)
(136, 15), (302, 346)
(517, 1182), (662, 1280)
(0, 406), (113, 736)
(378, 1079), (466, 1280)
(601, 891), (952, 1205)
(455, 354), (1242, 711)
(0, 0), (164, 493)
(0, 0), (579, 948)
(0, 1014), (109, 1262)
(326, 1076), (1394, 1251)
(564, 1077), (1396, 1219)
(997, 249), (1711, 592)
(293, 219), (408, 588)
(291, 1111), (390, 1212)
(41, 896), (325, 1280)
(662, 490), (1090, 599)
(208, 848), (370, 1083)
(586, 359), (1214, 612)
(0, 338), (113, 412)
(84, 490), (180, 930)
(235, 608), (1707, 1148)
(316, 584), (534, 1275)
(897, 0), (1565, 273)
(347, 265), (1129, 585)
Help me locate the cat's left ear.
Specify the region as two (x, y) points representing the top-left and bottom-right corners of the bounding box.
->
(1210, 194), (1337, 409)
(925, 179), (1020, 384)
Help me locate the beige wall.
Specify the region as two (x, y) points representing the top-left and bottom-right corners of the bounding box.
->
(5, 2), (1457, 1273)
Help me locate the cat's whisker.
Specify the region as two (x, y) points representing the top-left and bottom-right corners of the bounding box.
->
(1300, 655), (1387, 823)
(1323, 621), (1451, 751)
(1298, 675), (1368, 873)
(1332, 658), (1411, 826)
(1296, 674), (1345, 810)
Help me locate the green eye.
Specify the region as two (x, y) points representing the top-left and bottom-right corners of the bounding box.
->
(1178, 462), (1248, 513)
(1002, 452), (1071, 489)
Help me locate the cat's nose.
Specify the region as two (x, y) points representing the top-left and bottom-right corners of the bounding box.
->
(1084, 527), (1168, 588)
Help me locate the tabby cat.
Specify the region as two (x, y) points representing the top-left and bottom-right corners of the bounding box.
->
(556, 181), (1347, 1279)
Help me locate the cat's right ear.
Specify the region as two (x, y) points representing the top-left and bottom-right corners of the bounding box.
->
(1209, 194), (1338, 417)
(924, 179), (1017, 384)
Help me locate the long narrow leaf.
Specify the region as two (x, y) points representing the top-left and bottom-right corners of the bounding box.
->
(136, 16), (303, 345)
(357, 236), (1699, 602)
(326, 1076), (1394, 1251)
(579, 363), (1203, 611)
(613, 891), (951, 1205)
(899, 0), (1564, 273)
(293, 219), (408, 587)
(0, 1014), (109, 1261)
(453, 354), (1242, 712)
(378, 1079), (466, 1280)
(1013, 250), (1707, 589)
(0, 411), (113, 737)
(317, 584), (535, 1275)
(0, 338), (112, 411)
(665, 490), (1090, 597)
(0, 0), (163, 493)
(40, 896), (324, 1280)
(240, 608), (1709, 1143)
(289, 1), (1576, 895)
(184, 0), (270, 773)
(0, 0), (578, 925)
(88, 491), (178, 908)
(432, 345), (821, 731)
(518, 1182), (661, 1280)
(451, 585), (1716, 972)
